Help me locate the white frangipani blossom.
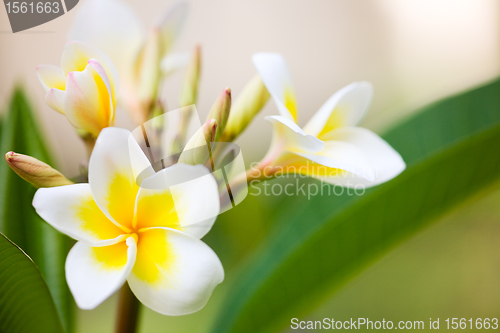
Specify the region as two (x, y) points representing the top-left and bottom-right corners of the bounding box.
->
(33, 127), (223, 315)
(36, 41), (118, 137)
(253, 53), (406, 187)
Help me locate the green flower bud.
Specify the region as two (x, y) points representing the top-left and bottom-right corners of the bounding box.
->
(178, 119), (217, 166)
(221, 74), (270, 142)
(206, 88), (231, 141)
(179, 45), (201, 107)
(136, 28), (162, 115)
(5, 152), (73, 188)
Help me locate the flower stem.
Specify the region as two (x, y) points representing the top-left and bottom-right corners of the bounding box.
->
(115, 283), (141, 333)
(80, 133), (96, 160)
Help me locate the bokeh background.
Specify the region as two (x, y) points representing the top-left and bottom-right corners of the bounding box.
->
(1, 0), (500, 332)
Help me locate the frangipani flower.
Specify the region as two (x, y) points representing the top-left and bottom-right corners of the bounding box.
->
(68, 0), (189, 123)
(253, 53), (405, 187)
(32, 127), (223, 315)
(36, 41), (118, 138)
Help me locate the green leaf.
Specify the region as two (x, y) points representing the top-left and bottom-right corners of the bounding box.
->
(211, 79), (500, 333)
(0, 88), (74, 332)
(0, 232), (65, 333)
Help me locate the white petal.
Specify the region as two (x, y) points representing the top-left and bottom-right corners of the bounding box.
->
(155, 1), (190, 55)
(289, 140), (375, 181)
(67, 0), (143, 85)
(160, 52), (190, 76)
(135, 164), (220, 239)
(319, 126), (406, 187)
(36, 65), (66, 92)
(61, 41), (119, 98)
(253, 53), (298, 122)
(128, 228), (223, 316)
(303, 82), (373, 137)
(64, 62), (113, 136)
(89, 128), (154, 231)
(265, 115), (324, 153)
(88, 59), (115, 122)
(33, 184), (126, 244)
(66, 237), (137, 310)
(45, 88), (66, 115)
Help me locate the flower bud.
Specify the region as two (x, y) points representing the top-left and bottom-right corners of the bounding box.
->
(221, 75), (270, 142)
(136, 28), (162, 115)
(179, 45), (201, 107)
(202, 119), (218, 144)
(178, 119), (217, 166)
(206, 88), (231, 141)
(5, 152), (73, 188)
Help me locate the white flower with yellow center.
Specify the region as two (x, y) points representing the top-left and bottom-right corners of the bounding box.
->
(33, 128), (223, 315)
(253, 53), (406, 187)
(36, 41), (118, 137)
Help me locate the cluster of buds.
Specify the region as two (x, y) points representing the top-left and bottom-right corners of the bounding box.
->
(10, 7), (272, 312)
(15, 37), (272, 195)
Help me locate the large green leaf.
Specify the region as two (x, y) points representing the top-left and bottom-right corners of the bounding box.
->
(211, 79), (500, 333)
(0, 232), (65, 333)
(0, 89), (74, 332)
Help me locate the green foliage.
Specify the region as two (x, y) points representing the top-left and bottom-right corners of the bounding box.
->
(0, 232), (65, 333)
(211, 79), (500, 333)
(0, 89), (74, 332)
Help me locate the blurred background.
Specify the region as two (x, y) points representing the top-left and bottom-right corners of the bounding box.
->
(1, 0), (500, 332)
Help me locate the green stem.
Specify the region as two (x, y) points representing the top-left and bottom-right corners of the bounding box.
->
(115, 283), (141, 333)
(79, 132), (96, 161)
